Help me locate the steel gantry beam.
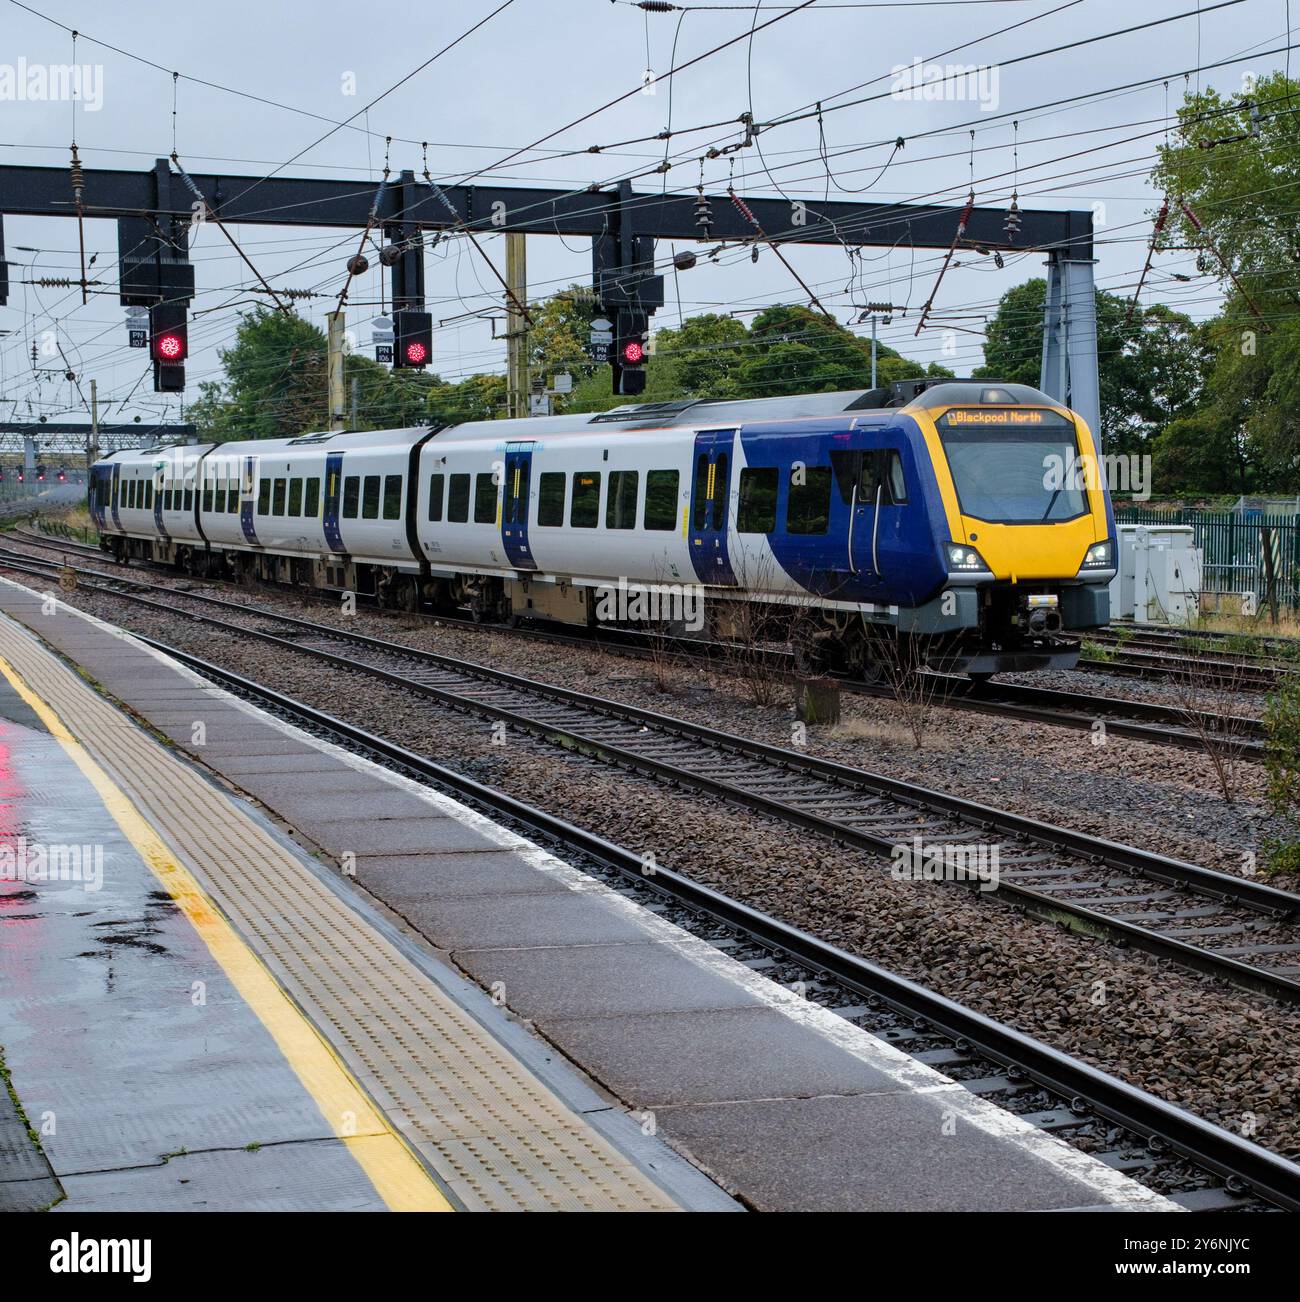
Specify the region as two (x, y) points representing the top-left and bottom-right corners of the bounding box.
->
(0, 159), (1101, 433)
(0, 160), (1094, 253)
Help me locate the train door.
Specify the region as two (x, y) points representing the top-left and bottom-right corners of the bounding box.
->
(323, 452), (346, 552)
(842, 448), (906, 584)
(88, 465), (112, 531)
(153, 460), (168, 539)
(687, 429), (737, 585)
(108, 463), (122, 531)
(501, 441), (537, 570)
(239, 455), (261, 545)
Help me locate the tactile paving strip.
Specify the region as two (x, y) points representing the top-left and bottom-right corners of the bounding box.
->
(0, 615), (677, 1212)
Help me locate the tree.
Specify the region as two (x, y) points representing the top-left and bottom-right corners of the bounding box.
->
(190, 307), (437, 439)
(425, 372), (507, 425)
(976, 279), (1207, 455)
(1148, 73), (1300, 491)
(189, 307), (331, 440)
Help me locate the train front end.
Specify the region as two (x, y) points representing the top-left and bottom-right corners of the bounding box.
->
(909, 381), (1115, 676)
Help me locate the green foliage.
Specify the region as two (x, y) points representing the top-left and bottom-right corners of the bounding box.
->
(975, 278), (1208, 455)
(1148, 73), (1300, 493)
(567, 303), (945, 412)
(190, 307), (438, 439)
(1263, 674), (1300, 876)
(1265, 676), (1300, 813)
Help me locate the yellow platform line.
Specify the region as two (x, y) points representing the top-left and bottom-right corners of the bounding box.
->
(0, 652), (452, 1213)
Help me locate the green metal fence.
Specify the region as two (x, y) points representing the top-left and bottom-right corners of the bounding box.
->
(1115, 506), (1300, 610)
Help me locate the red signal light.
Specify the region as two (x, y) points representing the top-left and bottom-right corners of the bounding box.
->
(621, 339), (645, 365)
(404, 340), (429, 365)
(156, 333), (185, 361)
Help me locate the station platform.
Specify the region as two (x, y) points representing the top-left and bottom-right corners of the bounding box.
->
(0, 578), (1181, 1212)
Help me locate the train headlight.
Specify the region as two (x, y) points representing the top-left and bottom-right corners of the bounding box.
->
(1079, 540), (1114, 570)
(944, 542), (989, 573)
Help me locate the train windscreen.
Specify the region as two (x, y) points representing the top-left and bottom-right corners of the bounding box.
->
(936, 408), (1086, 524)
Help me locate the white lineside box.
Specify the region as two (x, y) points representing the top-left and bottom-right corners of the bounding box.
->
(1108, 525), (1203, 624)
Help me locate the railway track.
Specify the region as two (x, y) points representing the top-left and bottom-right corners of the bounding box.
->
(5, 545), (1300, 1008)
(860, 675), (1264, 757)
(1113, 622), (1300, 658)
(117, 636), (1300, 1211)
(1081, 639), (1294, 692)
(4, 529), (1266, 757)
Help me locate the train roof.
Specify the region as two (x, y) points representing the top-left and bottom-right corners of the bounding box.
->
(95, 379), (1071, 464)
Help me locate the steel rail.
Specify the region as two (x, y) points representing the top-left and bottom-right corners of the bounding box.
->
(8, 548), (1300, 1006)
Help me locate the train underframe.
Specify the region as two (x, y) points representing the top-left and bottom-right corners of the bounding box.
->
(101, 535), (1103, 680)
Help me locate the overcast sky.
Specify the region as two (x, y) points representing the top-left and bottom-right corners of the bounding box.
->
(0, 0), (1292, 434)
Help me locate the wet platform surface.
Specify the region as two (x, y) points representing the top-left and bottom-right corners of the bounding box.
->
(0, 589), (715, 1212)
(0, 578), (1181, 1212)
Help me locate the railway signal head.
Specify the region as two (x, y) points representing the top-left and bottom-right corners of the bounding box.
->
(393, 310), (433, 370)
(612, 310), (648, 396)
(149, 301), (188, 392)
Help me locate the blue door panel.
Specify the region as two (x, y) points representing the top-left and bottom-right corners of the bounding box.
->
(239, 456), (261, 545)
(502, 442), (537, 570)
(687, 429), (737, 586)
(323, 452), (346, 553)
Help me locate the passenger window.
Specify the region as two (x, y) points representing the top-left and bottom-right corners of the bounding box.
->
(202, 483), (214, 513)
(474, 473), (498, 524)
(383, 474), (402, 520)
(229, 479), (240, 512)
(737, 467), (778, 533)
(786, 467), (831, 535)
(343, 476), (359, 518)
(145, 483), (154, 510)
(644, 470), (678, 531)
(272, 478), (287, 516)
(183, 485), (194, 512)
(215, 485), (226, 514)
(448, 473), (470, 522)
(288, 477), (303, 516)
(362, 475), (380, 519)
(537, 472), (565, 526)
(570, 472), (601, 528)
(606, 470), (639, 529)
(427, 473), (445, 523)
(258, 480), (272, 515)
(304, 478), (320, 517)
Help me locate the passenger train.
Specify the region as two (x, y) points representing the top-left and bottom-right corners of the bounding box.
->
(88, 378), (1116, 679)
